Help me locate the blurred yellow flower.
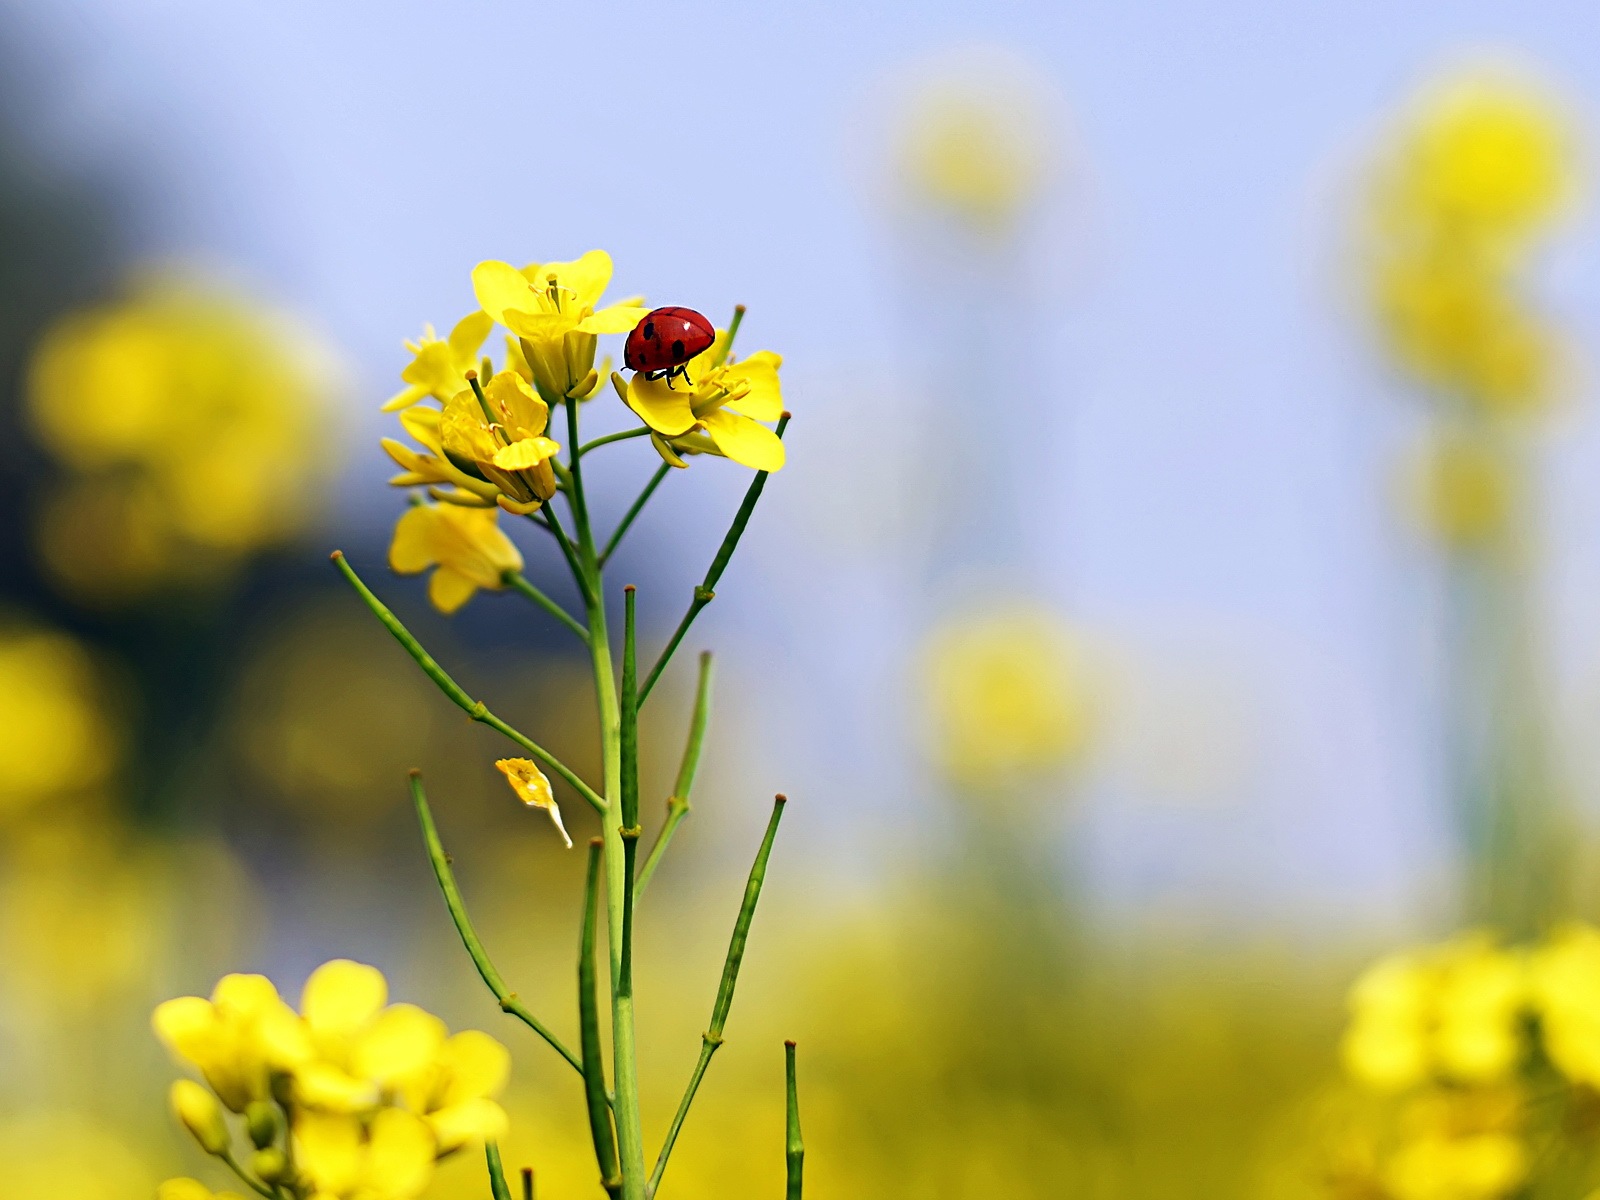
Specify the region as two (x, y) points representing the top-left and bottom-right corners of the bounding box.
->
(920, 605), (1087, 791)
(1382, 1087), (1526, 1200)
(0, 627), (117, 819)
(171, 1078), (231, 1155)
(154, 971), (310, 1112)
(1401, 431), (1515, 547)
(617, 333), (787, 472)
(473, 250), (648, 404)
(385, 311), (494, 412)
(296, 1108), (435, 1200)
(1341, 934), (1525, 1091)
(159, 1180), (248, 1200)
(495, 757), (570, 847)
(1528, 922), (1600, 1086)
(26, 274), (342, 603)
(388, 503), (523, 614)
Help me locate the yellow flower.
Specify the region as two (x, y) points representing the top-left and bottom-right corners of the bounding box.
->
(381, 404), (501, 506)
(159, 1180), (249, 1200)
(438, 372), (562, 513)
(472, 250), (648, 404)
(26, 274), (341, 595)
(388, 503), (523, 615)
(171, 1078), (231, 1155)
(384, 312), (494, 412)
(1382, 1087), (1527, 1200)
(0, 628), (116, 819)
(616, 331), (786, 472)
(1375, 67), (1573, 245)
(1528, 922), (1600, 1086)
(153, 973), (311, 1111)
(919, 605), (1087, 791)
(1341, 934), (1526, 1091)
(294, 1109), (435, 1200)
(495, 757), (570, 848)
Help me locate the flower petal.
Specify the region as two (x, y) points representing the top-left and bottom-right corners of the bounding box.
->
(448, 310), (494, 360)
(472, 261), (536, 326)
(295, 1112), (364, 1194)
(491, 436), (561, 471)
(495, 758), (571, 847)
(364, 1110), (436, 1200)
(428, 1099), (509, 1152)
(437, 1030), (512, 1106)
(301, 960), (387, 1040)
(701, 409), (786, 472)
(389, 506), (442, 574)
(352, 1003), (447, 1086)
(527, 249), (613, 311)
(624, 373), (697, 437)
(720, 351), (783, 421)
(429, 566), (479, 615)
(577, 304), (652, 335)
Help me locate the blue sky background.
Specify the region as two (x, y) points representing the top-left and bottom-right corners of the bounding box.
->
(16, 0), (1600, 933)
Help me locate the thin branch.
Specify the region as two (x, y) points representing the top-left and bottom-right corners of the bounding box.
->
(332, 552), (605, 816)
(636, 652), (714, 901)
(410, 772), (586, 1079)
(528, 502), (593, 608)
(486, 1143), (514, 1200)
(785, 1041), (804, 1200)
(646, 795), (788, 1197)
(621, 586), (640, 830)
(580, 839), (623, 1197)
(579, 426), (651, 457)
(504, 571), (589, 644)
(637, 413), (789, 706)
(600, 463), (672, 568)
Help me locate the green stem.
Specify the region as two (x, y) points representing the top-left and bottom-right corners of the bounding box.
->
(332, 552), (605, 816)
(622, 586), (640, 830)
(601, 463), (672, 567)
(486, 1142), (514, 1200)
(647, 795), (788, 1197)
(410, 772), (586, 1079)
(785, 1041), (804, 1200)
(505, 571), (589, 644)
(635, 652), (715, 902)
(219, 1152), (275, 1199)
(532, 501), (594, 608)
(580, 426), (652, 457)
(637, 413), (789, 705)
(580, 838), (623, 1197)
(714, 304), (746, 367)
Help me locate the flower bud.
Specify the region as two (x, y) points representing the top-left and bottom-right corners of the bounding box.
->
(245, 1099), (280, 1149)
(170, 1079), (230, 1156)
(252, 1146), (290, 1184)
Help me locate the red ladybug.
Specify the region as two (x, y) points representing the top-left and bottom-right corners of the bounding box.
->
(625, 306), (715, 384)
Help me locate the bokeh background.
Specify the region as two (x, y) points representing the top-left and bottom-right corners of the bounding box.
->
(9, 1), (1600, 1197)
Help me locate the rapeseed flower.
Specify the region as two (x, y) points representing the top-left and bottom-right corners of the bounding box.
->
(0, 627), (117, 819)
(388, 503), (523, 614)
(439, 372), (562, 513)
(616, 331), (786, 472)
(1527, 922), (1600, 1086)
(384, 312), (494, 412)
(472, 250), (648, 404)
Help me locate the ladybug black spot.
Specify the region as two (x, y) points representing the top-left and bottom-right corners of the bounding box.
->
(642, 321), (655, 340)
(672, 339), (685, 358)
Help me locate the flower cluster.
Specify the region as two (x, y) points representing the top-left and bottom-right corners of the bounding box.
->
(1327, 925), (1600, 1200)
(26, 274), (341, 603)
(1366, 66), (1578, 547)
(381, 250), (785, 613)
(154, 959), (509, 1200)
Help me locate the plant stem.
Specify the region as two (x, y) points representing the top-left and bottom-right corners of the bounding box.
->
(580, 838), (623, 1197)
(219, 1152), (276, 1199)
(601, 463), (673, 567)
(410, 772), (586, 1078)
(647, 795), (788, 1196)
(504, 571), (590, 644)
(580, 426), (652, 457)
(332, 552), (605, 815)
(534, 501), (594, 607)
(486, 1142), (514, 1200)
(785, 1041), (804, 1200)
(637, 413), (789, 706)
(522, 1168), (535, 1200)
(635, 652), (714, 902)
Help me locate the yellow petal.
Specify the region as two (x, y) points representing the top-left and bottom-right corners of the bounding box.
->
(530, 249), (613, 311)
(625, 372), (697, 437)
(428, 1098), (509, 1152)
(495, 758), (571, 847)
(212, 974), (286, 1019)
(720, 351), (784, 421)
(472, 261), (536, 326)
(364, 1109), (436, 1199)
(448, 310), (494, 360)
(153, 996), (219, 1063)
(437, 1030), (512, 1106)
(352, 1004), (448, 1086)
(398, 405), (445, 456)
(649, 431), (689, 469)
(577, 304), (652, 335)
(301, 959), (387, 1039)
(491, 436), (561, 471)
(294, 1060), (381, 1112)
(159, 1179), (229, 1200)
(701, 409), (786, 472)
(295, 1112), (364, 1194)
(383, 383), (428, 413)
(171, 1079), (231, 1155)
(482, 371), (548, 437)
(428, 566), (479, 614)
(390, 505), (441, 575)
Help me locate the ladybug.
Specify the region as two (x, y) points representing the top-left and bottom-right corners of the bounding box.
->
(625, 306), (715, 385)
